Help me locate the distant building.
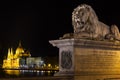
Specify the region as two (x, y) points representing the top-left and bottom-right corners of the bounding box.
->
(2, 41), (44, 69)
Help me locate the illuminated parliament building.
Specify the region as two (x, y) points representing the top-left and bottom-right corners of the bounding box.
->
(2, 42), (44, 69)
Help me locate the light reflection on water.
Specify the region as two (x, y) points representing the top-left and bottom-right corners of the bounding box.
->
(5, 70), (20, 76)
(1, 70), (58, 78)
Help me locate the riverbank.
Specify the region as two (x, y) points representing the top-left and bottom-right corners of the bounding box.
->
(3, 68), (59, 71)
(0, 76), (73, 80)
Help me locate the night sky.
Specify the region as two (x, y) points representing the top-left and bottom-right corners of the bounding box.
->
(0, 0), (120, 61)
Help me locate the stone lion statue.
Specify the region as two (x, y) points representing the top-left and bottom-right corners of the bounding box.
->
(61, 4), (120, 41)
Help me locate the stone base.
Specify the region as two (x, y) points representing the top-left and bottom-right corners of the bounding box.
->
(50, 39), (120, 80)
(54, 71), (120, 80)
(74, 75), (120, 80)
(54, 73), (120, 80)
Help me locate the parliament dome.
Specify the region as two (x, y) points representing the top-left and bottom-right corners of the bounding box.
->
(15, 41), (24, 54)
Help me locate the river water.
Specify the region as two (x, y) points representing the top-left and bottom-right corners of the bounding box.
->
(0, 69), (58, 78)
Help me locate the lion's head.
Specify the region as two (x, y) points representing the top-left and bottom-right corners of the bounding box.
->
(72, 4), (98, 33)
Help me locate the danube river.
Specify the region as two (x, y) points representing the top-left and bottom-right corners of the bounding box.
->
(0, 68), (58, 78)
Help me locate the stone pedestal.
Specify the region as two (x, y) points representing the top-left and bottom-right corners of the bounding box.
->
(49, 39), (120, 80)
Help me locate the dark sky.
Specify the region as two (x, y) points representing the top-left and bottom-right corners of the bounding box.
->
(0, 0), (120, 60)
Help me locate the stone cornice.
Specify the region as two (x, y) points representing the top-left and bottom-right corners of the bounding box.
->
(49, 39), (120, 50)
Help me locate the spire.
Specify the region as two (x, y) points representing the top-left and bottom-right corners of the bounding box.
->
(18, 40), (22, 47)
(7, 48), (11, 59)
(10, 48), (14, 59)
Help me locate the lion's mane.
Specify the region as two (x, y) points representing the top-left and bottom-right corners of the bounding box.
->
(72, 4), (110, 39)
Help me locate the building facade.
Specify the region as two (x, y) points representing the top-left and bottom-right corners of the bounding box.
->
(2, 42), (44, 69)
